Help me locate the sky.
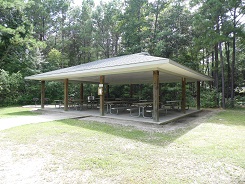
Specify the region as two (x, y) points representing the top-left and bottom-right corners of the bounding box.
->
(72, 0), (244, 23)
(72, 0), (110, 7)
(72, 0), (155, 7)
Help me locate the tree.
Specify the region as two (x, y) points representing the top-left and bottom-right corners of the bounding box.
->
(154, 2), (194, 66)
(92, 0), (122, 58)
(0, 69), (23, 106)
(148, 0), (168, 54)
(42, 48), (63, 72)
(190, 0), (245, 108)
(120, 0), (150, 54)
(225, 0), (245, 107)
(0, 0), (41, 74)
(66, 0), (94, 65)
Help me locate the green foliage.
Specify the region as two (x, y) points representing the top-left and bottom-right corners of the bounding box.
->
(200, 88), (217, 108)
(42, 49), (64, 72)
(0, 69), (41, 106)
(0, 0), (41, 74)
(45, 81), (63, 102)
(109, 85), (131, 99)
(0, 69), (23, 106)
(0, 0), (244, 108)
(120, 0), (150, 54)
(153, 3), (193, 60)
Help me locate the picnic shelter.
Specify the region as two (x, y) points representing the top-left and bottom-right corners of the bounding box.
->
(25, 52), (213, 122)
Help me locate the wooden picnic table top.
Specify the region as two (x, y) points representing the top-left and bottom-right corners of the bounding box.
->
(54, 99), (83, 103)
(54, 100), (63, 102)
(132, 102), (153, 106)
(105, 101), (128, 104)
(70, 99), (83, 102)
(166, 100), (181, 103)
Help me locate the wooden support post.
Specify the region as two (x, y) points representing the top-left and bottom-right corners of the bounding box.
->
(64, 79), (68, 111)
(153, 70), (159, 122)
(100, 76), (105, 116)
(181, 78), (186, 113)
(197, 81), (201, 110)
(80, 83), (84, 101)
(41, 80), (45, 109)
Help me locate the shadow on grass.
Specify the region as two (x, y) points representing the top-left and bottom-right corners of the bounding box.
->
(3, 111), (39, 116)
(61, 111), (210, 147)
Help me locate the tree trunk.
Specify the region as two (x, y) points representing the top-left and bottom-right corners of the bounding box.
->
(205, 50), (210, 75)
(225, 42), (231, 99)
(106, 38), (110, 58)
(219, 42), (225, 109)
(41, 16), (45, 41)
(230, 7), (237, 108)
(114, 34), (119, 56)
(153, 0), (160, 41)
(214, 44), (219, 107)
(211, 51), (214, 89)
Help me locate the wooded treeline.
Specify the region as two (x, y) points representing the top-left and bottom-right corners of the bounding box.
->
(0, 0), (244, 107)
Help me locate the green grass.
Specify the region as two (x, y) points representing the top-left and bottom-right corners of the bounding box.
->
(210, 109), (245, 126)
(0, 108), (244, 183)
(175, 109), (245, 168)
(0, 106), (40, 118)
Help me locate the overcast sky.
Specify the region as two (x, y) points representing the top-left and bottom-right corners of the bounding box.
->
(72, 0), (244, 23)
(72, 0), (156, 7)
(72, 0), (110, 6)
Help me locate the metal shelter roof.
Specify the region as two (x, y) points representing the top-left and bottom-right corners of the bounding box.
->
(25, 52), (213, 84)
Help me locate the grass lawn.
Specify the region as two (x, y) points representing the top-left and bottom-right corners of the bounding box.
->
(0, 106), (39, 118)
(0, 108), (244, 183)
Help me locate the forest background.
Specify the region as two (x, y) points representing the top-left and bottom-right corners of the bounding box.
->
(0, 0), (244, 108)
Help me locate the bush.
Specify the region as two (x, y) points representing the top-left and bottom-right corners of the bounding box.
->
(0, 69), (23, 106)
(200, 88), (217, 108)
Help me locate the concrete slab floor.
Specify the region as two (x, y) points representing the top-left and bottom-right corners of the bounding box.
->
(26, 105), (201, 125)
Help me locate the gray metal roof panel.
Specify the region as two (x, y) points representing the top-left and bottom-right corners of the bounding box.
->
(34, 52), (161, 77)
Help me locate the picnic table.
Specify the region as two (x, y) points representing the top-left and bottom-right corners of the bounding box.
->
(237, 101), (245, 105)
(129, 101), (167, 118)
(105, 101), (128, 114)
(54, 100), (63, 108)
(33, 98), (39, 106)
(69, 99), (83, 110)
(86, 96), (97, 109)
(165, 100), (181, 110)
(131, 102), (153, 117)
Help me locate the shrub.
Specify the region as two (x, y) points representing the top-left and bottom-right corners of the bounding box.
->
(0, 69), (23, 106)
(200, 88), (217, 108)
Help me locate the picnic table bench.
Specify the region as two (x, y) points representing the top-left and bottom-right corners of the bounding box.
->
(237, 101), (245, 105)
(145, 107), (167, 118)
(110, 106), (128, 114)
(126, 107), (139, 116)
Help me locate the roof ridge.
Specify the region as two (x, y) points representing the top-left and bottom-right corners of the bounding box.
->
(137, 52), (150, 56)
